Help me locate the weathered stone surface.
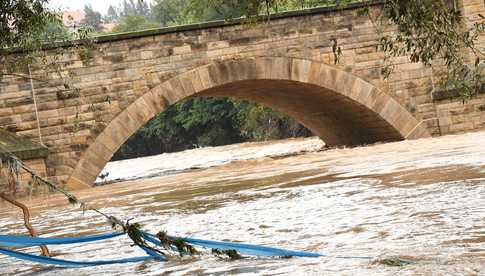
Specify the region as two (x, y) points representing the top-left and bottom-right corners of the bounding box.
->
(0, 1), (483, 189)
(0, 129), (49, 195)
(0, 128), (48, 160)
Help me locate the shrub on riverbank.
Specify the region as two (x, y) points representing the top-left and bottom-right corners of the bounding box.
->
(112, 97), (312, 160)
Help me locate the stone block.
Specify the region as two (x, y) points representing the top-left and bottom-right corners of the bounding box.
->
(253, 57), (271, 80)
(142, 89), (168, 113)
(1, 5), (482, 190)
(125, 97), (156, 127)
(307, 62), (322, 84)
(270, 57), (291, 80)
(158, 81), (178, 104)
(291, 59), (312, 83)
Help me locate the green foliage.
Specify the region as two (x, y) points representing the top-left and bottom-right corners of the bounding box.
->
(105, 5), (120, 22)
(151, 0), (360, 26)
(184, 0), (362, 21)
(0, 0), (59, 77)
(111, 15), (161, 33)
(184, 0), (251, 22)
(105, 0), (161, 33)
(0, 0), (57, 49)
(82, 4), (103, 32)
(112, 97), (311, 160)
(234, 101), (306, 141)
(0, 0), (95, 98)
(120, 0), (152, 17)
(152, 0), (191, 26)
(377, 0), (485, 98)
(211, 248), (243, 260)
(181, 0), (485, 98)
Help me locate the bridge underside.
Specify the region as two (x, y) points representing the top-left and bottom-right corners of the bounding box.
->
(66, 57), (430, 189)
(2, 0), (483, 192)
(200, 80), (403, 146)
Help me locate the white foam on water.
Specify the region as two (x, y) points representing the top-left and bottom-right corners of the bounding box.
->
(97, 137), (325, 183)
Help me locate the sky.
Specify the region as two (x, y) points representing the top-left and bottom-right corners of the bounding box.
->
(48, 0), (153, 15)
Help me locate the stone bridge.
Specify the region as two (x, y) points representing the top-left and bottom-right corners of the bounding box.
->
(1, 1), (485, 190)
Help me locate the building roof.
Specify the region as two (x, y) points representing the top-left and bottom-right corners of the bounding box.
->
(63, 10), (86, 27)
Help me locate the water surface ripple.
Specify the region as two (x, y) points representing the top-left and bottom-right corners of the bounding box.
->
(0, 133), (484, 275)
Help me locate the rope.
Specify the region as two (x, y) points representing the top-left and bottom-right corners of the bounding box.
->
(27, 65), (44, 146)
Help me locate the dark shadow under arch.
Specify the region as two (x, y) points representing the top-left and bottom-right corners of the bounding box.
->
(67, 57), (430, 189)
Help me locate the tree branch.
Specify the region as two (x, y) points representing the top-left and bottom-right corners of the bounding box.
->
(0, 192), (51, 257)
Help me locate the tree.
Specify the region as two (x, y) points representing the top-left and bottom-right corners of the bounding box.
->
(0, 0), (59, 78)
(137, 0), (151, 17)
(111, 15), (161, 33)
(0, 1), (92, 86)
(105, 5), (119, 22)
(185, 0), (485, 98)
(233, 101), (311, 141)
(82, 4), (103, 32)
(152, 0), (190, 26)
(152, 0), (259, 25)
(112, 97), (312, 160)
(1, 0), (95, 145)
(0, 1), (55, 47)
(184, 0), (260, 22)
(121, 0), (152, 17)
(377, 0), (484, 98)
(0, 1), (95, 236)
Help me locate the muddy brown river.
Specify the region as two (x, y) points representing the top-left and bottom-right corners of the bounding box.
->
(0, 133), (484, 275)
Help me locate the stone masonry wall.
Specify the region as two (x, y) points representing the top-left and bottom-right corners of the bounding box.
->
(0, 158), (47, 196)
(432, 0), (485, 134)
(0, 1), (483, 187)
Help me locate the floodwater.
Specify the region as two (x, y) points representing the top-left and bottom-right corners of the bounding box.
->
(0, 133), (484, 275)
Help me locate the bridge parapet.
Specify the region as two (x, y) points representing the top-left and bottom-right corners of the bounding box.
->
(0, 0), (483, 189)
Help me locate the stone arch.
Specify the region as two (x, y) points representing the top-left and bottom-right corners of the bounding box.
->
(67, 57), (430, 189)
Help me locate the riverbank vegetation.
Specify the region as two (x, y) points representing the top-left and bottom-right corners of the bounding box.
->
(112, 97), (312, 160)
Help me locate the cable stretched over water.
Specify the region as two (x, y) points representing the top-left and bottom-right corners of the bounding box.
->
(0, 231), (324, 267)
(0, 232), (124, 247)
(142, 232), (321, 258)
(0, 247), (155, 267)
(0, 230), (416, 267)
(0, 232), (166, 267)
(0, 145), (416, 268)
(142, 232), (394, 262)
